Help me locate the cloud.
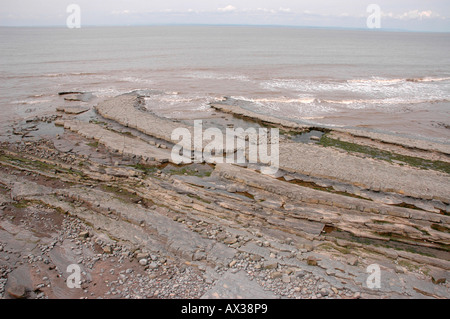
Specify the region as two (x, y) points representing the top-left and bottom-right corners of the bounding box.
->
(256, 8), (276, 14)
(383, 9), (443, 20)
(278, 8), (292, 13)
(217, 5), (237, 13)
(399, 10), (439, 20)
(111, 9), (134, 15)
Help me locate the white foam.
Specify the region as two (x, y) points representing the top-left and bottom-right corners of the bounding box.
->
(121, 76), (154, 85)
(11, 99), (52, 105)
(43, 72), (95, 78)
(185, 71), (250, 82)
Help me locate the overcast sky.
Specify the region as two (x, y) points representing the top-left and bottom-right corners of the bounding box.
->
(1, 0), (450, 32)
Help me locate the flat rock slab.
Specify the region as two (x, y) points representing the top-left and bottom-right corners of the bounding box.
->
(0, 220), (47, 254)
(238, 242), (272, 260)
(428, 268), (449, 285)
(335, 128), (450, 156)
(95, 95), (237, 153)
(56, 186), (235, 266)
(210, 102), (308, 131)
(213, 163), (450, 246)
(0, 193), (12, 205)
(56, 106), (90, 115)
(278, 142), (450, 202)
(10, 181), (52, 201)
(48, 239), (91, 282)
(201, 270), (278, 299)
(211, 101), (450, 155)
(62, 120), (188, 164)
(3, 266), (34, 299)
(95, 95), (192, 149)
(62, 92), (94, 102)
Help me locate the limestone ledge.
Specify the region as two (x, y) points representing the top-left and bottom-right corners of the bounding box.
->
(60, 120), (177, 164)
(278, 142), (450, 203)
(211, 101), (450, 155)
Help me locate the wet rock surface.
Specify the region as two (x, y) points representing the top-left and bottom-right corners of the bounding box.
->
(56, 106), (90, 115)
(0, 94), (448, 299)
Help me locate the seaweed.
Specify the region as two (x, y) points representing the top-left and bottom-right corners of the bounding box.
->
(319, 134), (450, 174)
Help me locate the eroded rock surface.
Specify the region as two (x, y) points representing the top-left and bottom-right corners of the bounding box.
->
(0, 94), (448, 299)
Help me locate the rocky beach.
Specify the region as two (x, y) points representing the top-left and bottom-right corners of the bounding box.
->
(0, 91), (449, 299)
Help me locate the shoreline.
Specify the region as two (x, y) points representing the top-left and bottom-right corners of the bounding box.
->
(0, 92), (449, 299)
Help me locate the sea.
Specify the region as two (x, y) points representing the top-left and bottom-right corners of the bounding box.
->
(1, 26), (449, 143)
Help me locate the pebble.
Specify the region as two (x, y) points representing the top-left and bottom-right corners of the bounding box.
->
(250, 255), (262, 262)
(139, 259), (148, 266)
(226, 186), (237, 193)
(7, 285), (28, 299)
(263, 261), (278, 270)
(306, 256), (318, 266)
(136, 253), (149, 260)
(148, 262), (158, 270)
(224, 237), (237, 245)
(282, 274), (291, 283)
(347, 256), (358, 266)
(271, 272), (283, 279)
(320, 288), (329, 296)
(395, 266), (405, 274)
(79, 231), (89, 239)
(2, 137), (436, 301)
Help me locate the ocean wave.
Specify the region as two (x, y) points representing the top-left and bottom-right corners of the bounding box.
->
(1, 72), (98, 80)
(264, 76), (450, 93)
(228, 95), (450, 116)
(347, 78), (404, 84)
(299, 116), (325, 120)
(120, 76), (154, 85)
(185, 71), (250, 82)
(11, 99), (52, 105)
(26, 93), (55, 98)
(252, 97), (316, 104)
(262, 78), (450, 104)
(230, 96), (337, 115)
(93, 88), (124, 97)
(43, 72), (97, 78)
(406, 77), (450, 83)
(158, 97), (200, 103)
(144, 94), (218, 110)
(27, 94), (44, 98)
(348, 76), (450, 84)
(234, 96), (317, 104)
(322, 98), (450, 106)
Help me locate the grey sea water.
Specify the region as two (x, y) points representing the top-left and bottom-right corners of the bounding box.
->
(0, 26), (449, 142)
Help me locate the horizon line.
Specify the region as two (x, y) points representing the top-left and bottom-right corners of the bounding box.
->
(0, 23), (449, 34)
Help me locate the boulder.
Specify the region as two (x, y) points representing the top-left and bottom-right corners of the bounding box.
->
(7, 285), (28, 299)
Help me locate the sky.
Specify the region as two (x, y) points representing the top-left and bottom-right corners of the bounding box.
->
(1, 0), (450, 32)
